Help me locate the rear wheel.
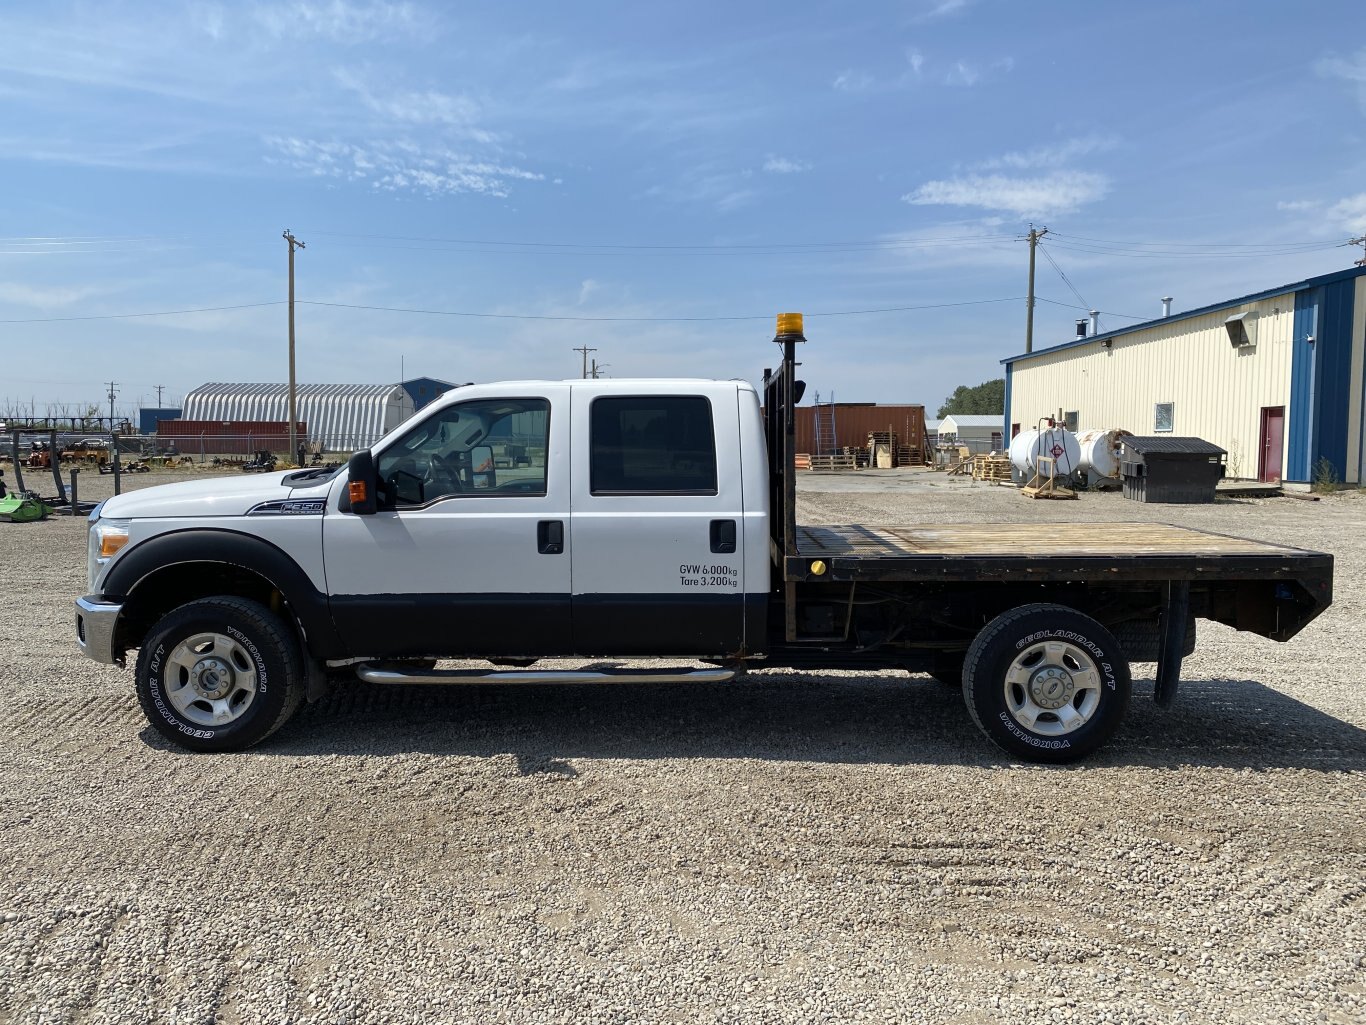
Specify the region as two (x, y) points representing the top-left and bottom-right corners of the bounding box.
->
(135, 597), (304, 752)
(963, 603), (1130, 763)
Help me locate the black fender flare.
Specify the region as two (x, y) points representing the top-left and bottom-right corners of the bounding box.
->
(101, 528), (344, 658)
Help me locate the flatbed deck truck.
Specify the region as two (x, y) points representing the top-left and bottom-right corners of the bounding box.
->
(75, 314), (1332, 761)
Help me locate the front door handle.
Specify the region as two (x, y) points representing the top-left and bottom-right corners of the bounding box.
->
(709, 519), (736, 554)
(537, 520), (564, 555)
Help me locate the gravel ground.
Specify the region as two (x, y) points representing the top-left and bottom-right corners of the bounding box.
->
(1, 468), (1363, 1024)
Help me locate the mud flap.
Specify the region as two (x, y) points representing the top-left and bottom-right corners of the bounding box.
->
(1154, 580), (1190, 709)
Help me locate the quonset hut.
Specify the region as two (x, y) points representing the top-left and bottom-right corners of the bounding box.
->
(180, 383), (416, 451)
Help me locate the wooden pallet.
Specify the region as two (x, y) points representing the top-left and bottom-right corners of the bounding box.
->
(794, 453), (812, 470)
(809, 454), (858, 472)
(972, 455), (1012, 482)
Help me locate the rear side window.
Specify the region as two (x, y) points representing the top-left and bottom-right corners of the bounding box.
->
(590, 396), (717, 495)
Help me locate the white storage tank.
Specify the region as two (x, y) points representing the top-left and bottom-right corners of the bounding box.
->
(1077, 428), (1131, 486)
(1009, 426), (1081, 479)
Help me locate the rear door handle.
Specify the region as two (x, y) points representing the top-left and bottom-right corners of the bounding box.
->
(709, 519), (736, 554)
(537, 520), (564, 555)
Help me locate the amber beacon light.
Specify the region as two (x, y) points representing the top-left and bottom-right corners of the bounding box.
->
(775, 312), (804, 336)
(348, 480), (369, 505)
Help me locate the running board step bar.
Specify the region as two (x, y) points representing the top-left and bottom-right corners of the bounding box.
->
(354, 665), (738, 686)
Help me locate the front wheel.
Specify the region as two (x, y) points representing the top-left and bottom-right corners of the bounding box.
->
(134, 597), (304, 752)
(963, 604), (1130, 763)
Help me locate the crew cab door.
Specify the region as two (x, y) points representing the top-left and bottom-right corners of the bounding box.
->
(569, 384), (746, 656)
(323, 387), (571, 658)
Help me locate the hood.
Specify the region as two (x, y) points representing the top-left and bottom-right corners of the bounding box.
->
(99, 471), (327, 519)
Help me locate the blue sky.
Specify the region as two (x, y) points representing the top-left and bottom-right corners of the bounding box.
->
(2, 0), (1364, 419)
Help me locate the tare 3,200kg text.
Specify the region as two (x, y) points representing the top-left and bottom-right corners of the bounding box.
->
(679, 564), (739, 588)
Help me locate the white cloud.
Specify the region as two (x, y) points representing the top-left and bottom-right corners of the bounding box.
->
(1328, 193), (1366, 233)
(763, 155), (811, 174)
(903, 172), (1110, 218)
(263, 136), (544, 197)
(946, 61), (980, 87)
(0, 282), (109, 309)
(1317, 49), (1366, 82)
(914, 0), (972, 21)
(333, 69), (493, 140)
(577, 279), (599, 305)
(833, 69), (875, 92)
(1276, 199), (1319, 213)
(647, 165), (757, 212)
(1317, 48), (1366, 110)
(249, 1), (423, 43)
(907, 49), (924, 76)
(981, 135), (1119, 170)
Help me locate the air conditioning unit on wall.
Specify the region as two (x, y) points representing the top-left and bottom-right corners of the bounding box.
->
(1225, 310), (1258, 347)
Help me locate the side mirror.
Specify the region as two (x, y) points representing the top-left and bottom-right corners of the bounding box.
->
(469, 444), (495, 490)
(344, 450), (378, 514)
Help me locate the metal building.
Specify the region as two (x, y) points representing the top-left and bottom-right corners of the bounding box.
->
(1003, 266), (1366, 486)
(181, 383), (415, 450)
(400, 377), (456, 412)
(792, 403), (929, 457)
(938, 414), (1004, 455)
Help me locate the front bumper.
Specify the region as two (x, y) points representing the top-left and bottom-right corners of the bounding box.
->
(75, 596), (124, 666)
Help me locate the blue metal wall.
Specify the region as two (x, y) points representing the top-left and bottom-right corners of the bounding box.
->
(138, 407), (182, 434)
(1314, 279), (1356, 480)
(1003, 364), (1013, 441)
(1287, 282), (1357, 483)
(1286, 289), (1320, 482)
(401, 377), (456, 411)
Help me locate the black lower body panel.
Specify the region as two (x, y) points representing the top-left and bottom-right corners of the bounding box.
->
(329, 592), (767, 659)
(329, 593), (573, 659)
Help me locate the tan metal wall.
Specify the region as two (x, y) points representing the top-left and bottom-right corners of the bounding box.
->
(792, 404), (928, 455)
(1009, 292), (1296, 481)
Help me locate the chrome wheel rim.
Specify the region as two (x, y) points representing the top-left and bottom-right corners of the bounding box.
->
(1003, 639), (1102, 736)
(163, 632), (258, 727)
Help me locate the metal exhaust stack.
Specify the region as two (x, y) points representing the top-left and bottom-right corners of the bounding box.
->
(1162, 296), (1173, 317)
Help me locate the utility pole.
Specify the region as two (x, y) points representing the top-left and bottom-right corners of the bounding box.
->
(1020, 224), (1049, 353)
(573, 345), (597, 379)
(154, 384), (165, 407)
(283, 230), (306, 462)
(590, 359), (609, 379)
(106, 381), (118, 426)
(1349, 236), (1366, 267)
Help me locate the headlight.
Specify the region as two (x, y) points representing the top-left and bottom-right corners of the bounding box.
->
(88, 519), (130, 592)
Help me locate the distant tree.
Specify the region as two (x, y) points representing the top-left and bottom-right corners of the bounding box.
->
(936, 379), (1005, 419)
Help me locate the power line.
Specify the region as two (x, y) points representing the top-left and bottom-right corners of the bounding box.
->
(1037, 243), (1092, 314)
(0, 301), (285, 324)
(0, 296), (1024, 326)
(304, 230), (1016, 252)
(1049, 231), (1347, 250)
(1034, 296), (1147, 321)
(297, 296), (1026, 322)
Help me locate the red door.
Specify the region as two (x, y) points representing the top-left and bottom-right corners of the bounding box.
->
(1259, 406), (1284, 483)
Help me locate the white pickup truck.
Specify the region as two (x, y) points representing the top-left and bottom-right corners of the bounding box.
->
(76, 315), (1332, 762)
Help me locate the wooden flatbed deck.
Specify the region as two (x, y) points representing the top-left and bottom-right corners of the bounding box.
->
(783, 522), (1332, 585)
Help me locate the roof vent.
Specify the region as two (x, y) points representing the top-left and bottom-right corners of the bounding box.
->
(1225, 310), (1257, 347)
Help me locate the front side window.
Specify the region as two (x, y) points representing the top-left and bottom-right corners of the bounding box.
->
(590, 396), (717, 495)
(376, 398), (549, 505)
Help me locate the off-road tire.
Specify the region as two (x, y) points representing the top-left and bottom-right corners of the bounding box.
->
(134, 596), (304, 752)
(963, 603), (1130, 764)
